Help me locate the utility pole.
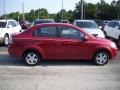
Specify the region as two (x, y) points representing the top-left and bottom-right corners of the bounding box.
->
(4, 0), (6, 19)
(83, 3), (85, 19)
(22, 0), (25, 21)
(117, 0), (120, 20)
(62, 0), (64, 20)
(18, 16), (19, 21)
(81, 0), (83, 19)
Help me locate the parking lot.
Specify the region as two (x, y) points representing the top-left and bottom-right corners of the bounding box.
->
(0, 46), (120, 90)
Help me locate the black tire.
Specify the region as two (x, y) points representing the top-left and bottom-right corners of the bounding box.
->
(104, 31), (108, 39)
(23, 51), (40, 66)
(117, 36), (120, 45)
(3, 35), (9, 46)
(117, 36), (120, 49)
(93, 51), (109, 66)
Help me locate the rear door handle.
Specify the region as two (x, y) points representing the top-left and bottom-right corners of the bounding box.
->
(62, 41), (72, 45)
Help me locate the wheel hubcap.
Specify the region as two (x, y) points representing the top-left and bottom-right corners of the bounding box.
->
(4, 37), (9, 45)
(26, 53), (38, 65)
(96, 53), (108, 64)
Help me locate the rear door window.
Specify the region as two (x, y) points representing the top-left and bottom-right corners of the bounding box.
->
(33, 26), (58, 38)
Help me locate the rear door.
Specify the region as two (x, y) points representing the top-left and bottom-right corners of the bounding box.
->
(32, 26), (61, 59)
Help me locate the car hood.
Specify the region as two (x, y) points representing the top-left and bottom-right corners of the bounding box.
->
(82, 28), (105, 38)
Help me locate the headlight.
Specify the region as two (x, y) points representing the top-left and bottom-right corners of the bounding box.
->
(110, 42), (117, 49)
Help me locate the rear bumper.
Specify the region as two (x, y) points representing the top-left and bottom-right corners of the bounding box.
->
(8, 44), (23, 57)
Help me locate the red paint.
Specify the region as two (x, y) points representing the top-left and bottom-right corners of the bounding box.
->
(8, 23), (118, 60)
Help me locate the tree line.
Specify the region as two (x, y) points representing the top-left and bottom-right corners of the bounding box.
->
(0, 0), (120, 22)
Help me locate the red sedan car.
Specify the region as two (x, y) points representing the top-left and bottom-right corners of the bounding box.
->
(8, 23), (118, 66)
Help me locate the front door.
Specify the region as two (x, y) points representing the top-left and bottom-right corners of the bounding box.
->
(59, 26), (91, 59)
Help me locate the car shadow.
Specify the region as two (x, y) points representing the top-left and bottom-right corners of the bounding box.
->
(0, 54), (95, 67)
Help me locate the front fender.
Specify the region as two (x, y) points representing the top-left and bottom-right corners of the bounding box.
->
(92, 45), (112, 58)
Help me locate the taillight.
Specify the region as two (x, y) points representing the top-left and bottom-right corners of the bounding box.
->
(9, 35), (13, 44)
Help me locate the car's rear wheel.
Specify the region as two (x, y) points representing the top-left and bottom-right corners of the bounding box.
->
(24, 51), (40, 66)
(94, 51), (109, 66)
(4, 35), (9, 46)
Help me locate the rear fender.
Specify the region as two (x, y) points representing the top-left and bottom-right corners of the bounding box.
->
(23, 45), (44, 59)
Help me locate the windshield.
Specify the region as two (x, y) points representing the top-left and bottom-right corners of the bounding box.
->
(76, 21), (99, 29)
(0, 22), (7, 28)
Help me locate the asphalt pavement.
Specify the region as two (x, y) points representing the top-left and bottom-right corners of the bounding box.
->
(0, 46), (120, 90)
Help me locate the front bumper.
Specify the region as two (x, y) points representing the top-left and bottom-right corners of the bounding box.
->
(111, 48), (118, 59)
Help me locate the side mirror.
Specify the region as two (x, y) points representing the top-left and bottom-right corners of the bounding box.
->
(99, 26), (102, 30)
(84, 36), (89, 41)
(8, 25), (13, 28)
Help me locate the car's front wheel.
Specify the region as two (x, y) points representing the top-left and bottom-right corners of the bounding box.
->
(24, 51), (40, 66)
(94, 51), (109, 66)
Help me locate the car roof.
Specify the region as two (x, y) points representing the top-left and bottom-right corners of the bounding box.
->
(35, 23), (73, 27)
(0, 19), (16, 22)
(75, 20), (95, 22)
(34, 19), (54, 21)
(110, 20), (120, 22)
(61, 20), (69, 21)
(108, 20), (120, 24)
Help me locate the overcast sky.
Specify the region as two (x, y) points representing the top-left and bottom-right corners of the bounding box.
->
(0, 0), (114, 15)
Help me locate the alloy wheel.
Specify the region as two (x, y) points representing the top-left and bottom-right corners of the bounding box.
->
(24, 51), (40, 66)
(94, 51), (109, 65)
(4, 35), (9, 46)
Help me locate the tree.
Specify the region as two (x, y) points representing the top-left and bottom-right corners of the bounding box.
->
(74, 1), (97, 19)
(116, 0), (120, 19)
(84, 3), (97, 19)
